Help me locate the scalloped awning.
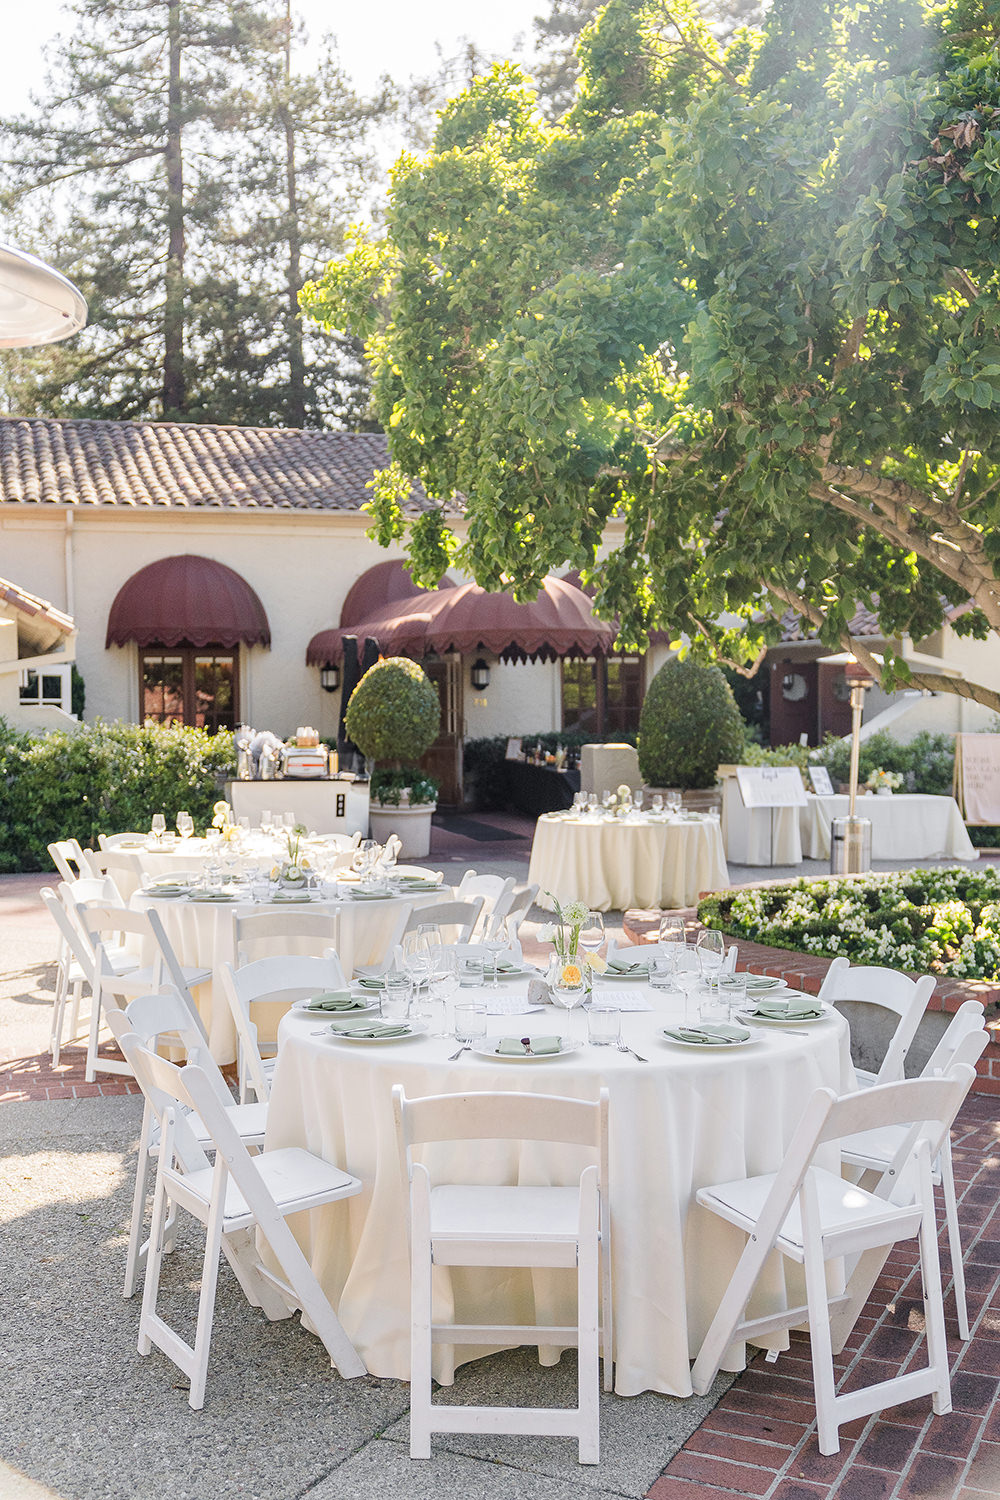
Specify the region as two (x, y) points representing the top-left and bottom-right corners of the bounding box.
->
(106, 554), (271, 649)
(307, 576), (614, 665)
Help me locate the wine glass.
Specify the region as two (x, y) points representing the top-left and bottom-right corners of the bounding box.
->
(651, 793), (664, 814)
(401, 929), (433, 991)
(578, 912), (605, 981)
(176, 810), (193, 839)
(427, 947), (459, 1035)
(482, 915), (512, 988)
(657, 914), (686, 989)
(260, 809), (273, 833)
(696, 930), (726, 992)
(150, 812), (166, 842)
(601, 789), (615, 811)
(631, 789), (644, 812)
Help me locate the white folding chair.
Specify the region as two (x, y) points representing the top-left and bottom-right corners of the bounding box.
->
(404, 897), (484, 945)
(98, 832), (148, 850)
(117, 1033), (365, 1407)
(41, 883), (133, 1065)
(840, 1001), (990, 1339)
(455, 872), (516, 937)
(233, 908), (340, 967)
(81, 848), (139, 896)
(219, 954), (347, 1103)
(488, 882), (539, 940)
(47, 838), (88, 883)
(105, 990), (268, 1298)
(691, 1065), (977, 1455)
(77, 904), (212, 1082)
(350, 900), (415, 980)
(393, 1085), (611, 1465)
(819, 958), (935, 1087)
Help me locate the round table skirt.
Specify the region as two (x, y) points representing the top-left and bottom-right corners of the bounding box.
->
(266, 993), (853, 1396)
(799, 794), (977, 861)
(528, 814), (729, 912)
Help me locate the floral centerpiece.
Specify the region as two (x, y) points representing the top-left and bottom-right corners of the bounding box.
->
(865, 769), (902, 794)
(210, 800), (241, 843)
(537, 895), (607, 987)
(613, 783), (634, 814)
(270, 823), (312, 885)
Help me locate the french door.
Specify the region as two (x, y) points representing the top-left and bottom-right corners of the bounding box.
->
(139, 645), (239, 732)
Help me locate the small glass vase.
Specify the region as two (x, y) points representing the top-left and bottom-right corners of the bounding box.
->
(547, 952), (587, 1010)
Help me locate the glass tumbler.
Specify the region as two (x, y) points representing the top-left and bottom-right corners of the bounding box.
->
(588, 1001), (622, 1047)
(380, 974), (413, 1022)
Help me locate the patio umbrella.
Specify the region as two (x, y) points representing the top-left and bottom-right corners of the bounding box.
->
(337, 636), (362, 770)
(0, 242), (87, 348)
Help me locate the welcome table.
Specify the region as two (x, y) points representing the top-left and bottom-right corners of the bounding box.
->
(266, 982), (853, 1396)
(131, 883), (451, 1063)
(799, 793), (977, 861)
(527, 811), (729, 912)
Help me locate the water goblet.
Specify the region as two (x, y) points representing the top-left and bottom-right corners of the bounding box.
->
(150, 812), (166, 842)
(427, 948), (459, 1036)
(260, 810), (273, 833)
(631, 789), (644, 812)
(696, 929), (726, 993)
(176, 810), (193, 839)
(651, 793), (664, 814)
(601, 790), (615, 812)
(657, 915), (686, 990)
(482, 916), (511, 989)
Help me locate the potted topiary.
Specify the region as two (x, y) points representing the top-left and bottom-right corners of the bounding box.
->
(637, 659), (745, 813)
(344, 657), (441, 856)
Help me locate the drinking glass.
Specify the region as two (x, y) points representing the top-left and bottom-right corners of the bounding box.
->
(658, 915), (686, 983)
(427, 948), (459, 1035)
(666, 790), (682, 815)
(401, 929), (433, 989)
(260, 810), (273, 833)
(150, 813), (166, 841)
(454, 1001), (487, 1047)
(586, 792), (598, 816)
(696, 930), (726, 992)
(551, 959), (586, 1010)
(588, 999), (621, 1047)
(631, 789), (644, 812)
(601, 790), (615, 811)
(579, 911), (605, 956)
(176, 810), (193, 839)
(381, 973), (413, 1021)
(719, 972), (748, 1021)
(651, 793), (664, 814)
(482, 918), (510, 989)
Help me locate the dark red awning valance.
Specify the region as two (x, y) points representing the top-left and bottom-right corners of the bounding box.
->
(105, 554), (271, 649)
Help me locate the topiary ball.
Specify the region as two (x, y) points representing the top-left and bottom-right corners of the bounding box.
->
(344, 657), (441, 766)
(638, 659), (745, 790)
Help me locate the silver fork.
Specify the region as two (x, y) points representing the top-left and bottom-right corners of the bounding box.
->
(448, 1043), (472, 1061)
(617, 1036), (648, 1062)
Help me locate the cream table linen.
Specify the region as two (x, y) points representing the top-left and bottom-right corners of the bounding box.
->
(721, 778), (803, 866)
(528, 813), (729, 912)
(799, 793), (977, 861)
(131, 890), (442, 1062)
(266, 990), (852, 1397)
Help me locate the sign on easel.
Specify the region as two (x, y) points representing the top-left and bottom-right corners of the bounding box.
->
(808, 765), (835, 797)
(735, 766), (808, 809)
(954, 734), (1000, 824)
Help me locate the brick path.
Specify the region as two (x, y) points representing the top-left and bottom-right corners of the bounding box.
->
(0, 1041), (141, 1103)
(645, 1091), (1000, 1500)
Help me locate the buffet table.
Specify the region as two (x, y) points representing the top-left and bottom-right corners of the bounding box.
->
(503, 761), (581, 817)
(267, 989), (852, 1396)
(227, 778), (370, 836)
(799, 793), (977, 861)
(528, 812), (729, 912)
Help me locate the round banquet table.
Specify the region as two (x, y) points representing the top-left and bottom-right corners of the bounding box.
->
(528, 812), (730, 912)
(798, 793), (977, 861)
(266, 984), (853, 1397)
(98, 834), (357, 902)
(131, 886), (449, 1063)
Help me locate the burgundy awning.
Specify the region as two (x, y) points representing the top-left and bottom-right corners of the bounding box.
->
(339, 558), (453, 628)
(307, 576), (614, 665)
(106, 554), (271, 649)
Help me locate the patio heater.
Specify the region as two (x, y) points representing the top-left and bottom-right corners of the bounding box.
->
(0, 241), (87, 347)
(830, 655), (873, 875)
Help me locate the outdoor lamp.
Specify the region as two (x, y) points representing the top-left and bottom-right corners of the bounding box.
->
(470, 657), (491, 690)
(320, 663), (340, 693)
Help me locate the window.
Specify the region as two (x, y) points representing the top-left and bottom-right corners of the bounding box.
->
(140, 646), (238, 732)
(561, 655), (643, 736)
(20, 666), (70, 710)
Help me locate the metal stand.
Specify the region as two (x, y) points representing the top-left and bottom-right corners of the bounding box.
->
(830, 815), (872, 874)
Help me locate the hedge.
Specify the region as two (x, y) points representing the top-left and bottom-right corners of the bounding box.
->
(0, 719), (235, 872)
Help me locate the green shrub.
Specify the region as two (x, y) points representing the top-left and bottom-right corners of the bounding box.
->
(0, 718), (235, 872)
(698, 867), (1000, 980)
(637, 660), (745, 789)
(740, 741), (813, 780)
(370, 766), (439, 807)
(345, 657), (440, 767)
(812, 729), (955, 796)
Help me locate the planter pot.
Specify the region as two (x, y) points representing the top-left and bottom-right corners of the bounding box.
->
(876, 788), (893, 797)
(368, 801), (437, 859)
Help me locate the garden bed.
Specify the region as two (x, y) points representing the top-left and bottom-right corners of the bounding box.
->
(697, 868), (1000, 981)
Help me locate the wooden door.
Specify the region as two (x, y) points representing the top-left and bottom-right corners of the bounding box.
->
(419, 655), (463, 807)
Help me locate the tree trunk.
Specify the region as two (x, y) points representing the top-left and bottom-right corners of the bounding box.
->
(163, 0), (186, 417)
(282, 2), (306, 429)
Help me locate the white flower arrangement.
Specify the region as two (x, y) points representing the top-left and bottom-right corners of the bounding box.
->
(865, 768), (903, 792)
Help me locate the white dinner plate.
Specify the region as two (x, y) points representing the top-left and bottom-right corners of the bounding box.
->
(324, 1020), (427, 1043)
(661, 1024), (754, 1049)
(471, 1038), (579, 1062)
(743, 976), (788, 992)
(737, 1004), (828, 1026)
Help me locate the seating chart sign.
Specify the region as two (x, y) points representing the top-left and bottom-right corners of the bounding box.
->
(955, 733), (1000, 824)
(735, 766), (808, 809)
(808, 766), (835, 796)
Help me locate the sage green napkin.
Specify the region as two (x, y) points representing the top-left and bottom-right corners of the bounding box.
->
(496, 1035), (562, 1056)
(272, 891), (312, 903)
(663, 1023), (749, 1045)
(607, 954), (650, 973)
(306, 991), (369, 1012)
(396, 874), (441, 885)
(189, 892), (237, 902)
(328, 1018), (411, 1038)
(753, 997), (824, 1020)
(349, 890), (389, 900)
(354, 976), (386, 990)
(744, 974), (786, 991)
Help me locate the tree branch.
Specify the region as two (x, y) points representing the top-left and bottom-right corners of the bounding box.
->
(659, 8), (744, 88)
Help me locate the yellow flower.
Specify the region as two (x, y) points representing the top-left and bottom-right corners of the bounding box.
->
(584, 953), (607, 973)
(560, 962), (583, 985)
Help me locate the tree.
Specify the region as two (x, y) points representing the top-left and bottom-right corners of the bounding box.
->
(303, 0), (1000, 713)
(0, 0), (387, 428)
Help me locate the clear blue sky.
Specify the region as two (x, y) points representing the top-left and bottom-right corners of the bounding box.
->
(2, 0), (546, 111)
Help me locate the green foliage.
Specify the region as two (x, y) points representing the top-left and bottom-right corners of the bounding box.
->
(304, 0), (1000, 714)
(0, 719), (234, 873)
(370, 766), (440, 807)
(813, 729), (956, 796)
(344, 657), (441, 767)
(740, 741), (813, 778)
(637, 659), (745, 788)
(698, 867), (1000, 979)
(70, 666), (86, 720)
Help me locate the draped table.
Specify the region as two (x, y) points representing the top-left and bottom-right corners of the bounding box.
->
(721, 777), (803, 866)
(527, 812), (729, 912)
(798, 793), (977, 861)
(101, 834), (356, 902)
(267, 986), (852, 1396)
(131, 885), (450, 1063)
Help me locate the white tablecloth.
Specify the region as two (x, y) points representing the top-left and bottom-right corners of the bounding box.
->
(721, 779), (803, 866)
(528, 813), (729, 912)
(267, 988), (852, 1396)
(132, 889), (444, 1062)
(102, 835), (354, 902)
(799, 794), (977, 861)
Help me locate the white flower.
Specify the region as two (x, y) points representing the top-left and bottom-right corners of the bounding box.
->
(560, 900), (590, 925)
(536, 924), (557, 944)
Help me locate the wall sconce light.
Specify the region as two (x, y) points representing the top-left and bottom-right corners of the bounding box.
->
(320, 663), (340, 693)
(470, 657), (491, 690)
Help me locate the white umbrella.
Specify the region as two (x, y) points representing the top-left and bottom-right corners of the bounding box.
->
(0, 241), (87, 348)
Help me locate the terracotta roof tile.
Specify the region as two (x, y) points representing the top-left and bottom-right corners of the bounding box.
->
(778, 604), (882, 642)
(0, 416), (435, 514)
(0, 576), (74, 635)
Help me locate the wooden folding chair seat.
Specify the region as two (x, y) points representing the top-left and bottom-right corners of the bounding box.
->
(691, 1065), (977, 1454)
